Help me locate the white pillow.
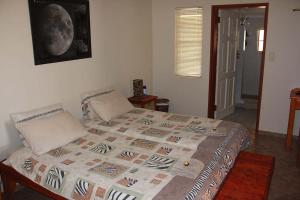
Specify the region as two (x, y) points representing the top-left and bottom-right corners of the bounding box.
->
(15, 111), (87, 155)
(90, 91), (134, 122)
(10, 103), (64, 147)
(81, 88), (114, 120)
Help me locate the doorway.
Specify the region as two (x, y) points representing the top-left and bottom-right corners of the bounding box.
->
(207, 3), (269, 134)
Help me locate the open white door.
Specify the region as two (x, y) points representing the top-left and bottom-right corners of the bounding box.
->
(215, 10), (240, 119)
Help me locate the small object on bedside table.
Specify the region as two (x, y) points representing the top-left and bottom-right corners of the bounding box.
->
(128, 95), (157, 110)
(184, 161), (190, 166)
(143, 85), (147, 95)
(133, 79), (144, 97)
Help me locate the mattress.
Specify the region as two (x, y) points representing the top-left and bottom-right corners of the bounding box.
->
(6, 108), (250, 200)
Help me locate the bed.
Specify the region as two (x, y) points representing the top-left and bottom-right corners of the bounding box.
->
(0, 90), (250, 200)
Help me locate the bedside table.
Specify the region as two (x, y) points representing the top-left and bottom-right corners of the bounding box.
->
(128, 95), (157, 110)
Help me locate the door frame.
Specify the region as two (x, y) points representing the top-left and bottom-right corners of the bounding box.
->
(207, 3), (269, 135)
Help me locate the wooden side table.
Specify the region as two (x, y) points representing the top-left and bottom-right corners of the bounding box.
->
(128, 95), (157, 110)
(286, 88), (300, 150)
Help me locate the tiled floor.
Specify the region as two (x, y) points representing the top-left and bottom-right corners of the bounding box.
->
(247, 133), (300, 200)
(225, 106), (300, 200)
(10, 109), (300, 199)
(223, 107), (257, 130)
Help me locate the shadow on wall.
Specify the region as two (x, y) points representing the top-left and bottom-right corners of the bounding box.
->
(0, 121), (23, 160)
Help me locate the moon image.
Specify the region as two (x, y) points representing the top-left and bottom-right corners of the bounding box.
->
(39, 4), (74, 56)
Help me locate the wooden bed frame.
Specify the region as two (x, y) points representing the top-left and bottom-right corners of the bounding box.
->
(0, 151), (275, 200)
(0, 161), (66, 200)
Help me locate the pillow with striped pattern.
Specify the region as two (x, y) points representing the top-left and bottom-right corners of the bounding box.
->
(81, 87), (113, 120)
(15, 111), (87, 155)
(10, 103), (64, 147)
(90, 90), (134, 122)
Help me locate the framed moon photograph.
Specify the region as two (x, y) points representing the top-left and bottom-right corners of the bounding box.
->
(28, 0), (92, 65)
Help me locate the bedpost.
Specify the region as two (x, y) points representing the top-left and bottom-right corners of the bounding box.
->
(1, 174), (16, 200)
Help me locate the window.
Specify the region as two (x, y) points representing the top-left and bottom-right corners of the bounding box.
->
(257, 29), (264, 52)
(175, 7), (203, 77)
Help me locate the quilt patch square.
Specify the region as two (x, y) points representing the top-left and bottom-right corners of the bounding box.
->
(82, 145), (89, 150)
(150, 179), (162, 185)
(116, 150), (139, 161)
(159, 122), (176, 129)
(35, 174), (42, 183)
(23, 158), (38, 173)
(166, 136), (182, 143)
(117, 177), (138, 187)
(156, 173), (168, 179)
(130, 139), (159, 150)
(105, 137), (117, 142)
(133, 159), (143, 164)
(89, 162), (128, 178)
(143, 155), (176, 171)
(62, 159), (75, 165)
(87, 142), (95, 146)
(95, 187), (106, 198)
(75, 152), (82, 156)
(86, 162), (95, 166)
(117, 127), (128, 133)
(93, 159), (101, 163)
(90, 143), (113, 154)
(167, 115), (191, 123)
(44, 167), (67, 193)
(136, 118), (155, 125)
(139, 155), (149, 160)
(88, 128), (106, 136)
(38, 164), (47, 172)
(105, 186), (143, 200)
(141, 128), (171, 138)
(48, 147), (71, 157)
(72, 178), (94, 200)
(126, 137), (134, 140)
(183, 121), (206, 133)
(156, 146), (173, 155)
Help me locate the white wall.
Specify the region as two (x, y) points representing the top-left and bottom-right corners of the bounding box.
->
(0, 0), (152, 160)
(152, 0), (300, 135)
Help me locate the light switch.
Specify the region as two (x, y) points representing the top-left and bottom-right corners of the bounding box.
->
(269, 51), (275, 62)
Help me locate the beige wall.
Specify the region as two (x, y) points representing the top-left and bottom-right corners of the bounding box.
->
(0, 0), (152, 160)
(152, 0), (300, 135)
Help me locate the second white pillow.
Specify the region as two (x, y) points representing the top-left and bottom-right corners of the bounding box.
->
(90, 91), (134, 121)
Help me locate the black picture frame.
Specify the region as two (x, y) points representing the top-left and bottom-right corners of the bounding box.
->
(28, 0), (92, 65)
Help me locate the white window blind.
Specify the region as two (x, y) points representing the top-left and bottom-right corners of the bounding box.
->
(175, 7), (203, 77)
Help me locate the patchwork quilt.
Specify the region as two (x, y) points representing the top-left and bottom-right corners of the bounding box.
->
(6, 109), (250, 200)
